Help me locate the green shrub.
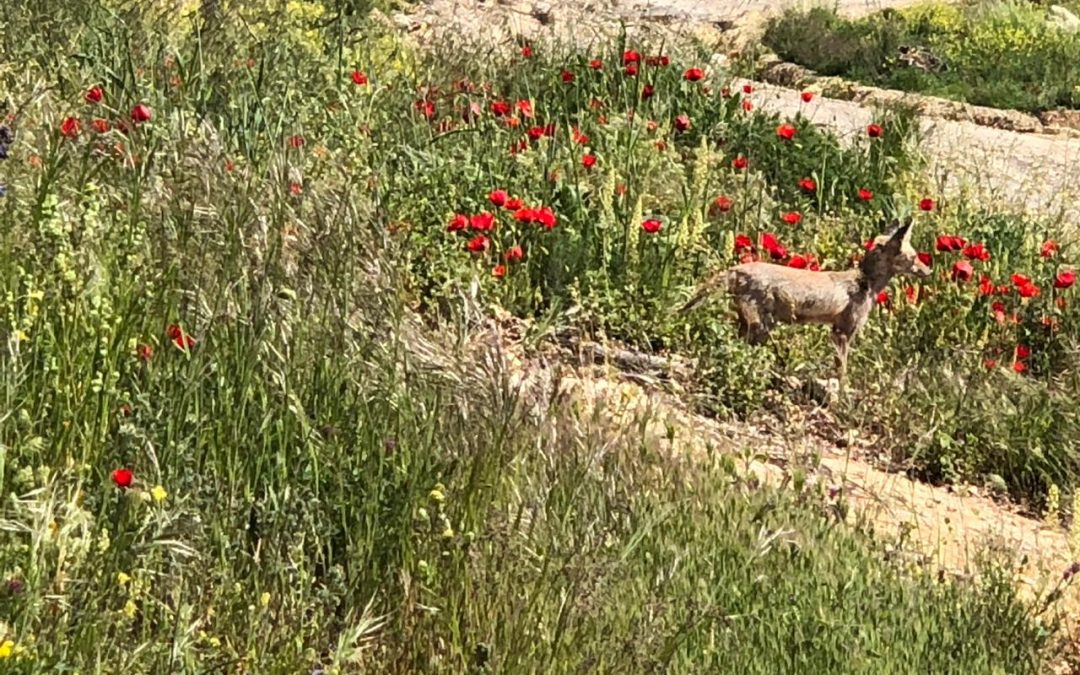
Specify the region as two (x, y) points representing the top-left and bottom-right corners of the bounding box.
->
(0, 1), (1072, 668)
(762, 1), (1080, 113)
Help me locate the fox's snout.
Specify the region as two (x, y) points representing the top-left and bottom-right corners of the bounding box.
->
(912, 261), (933, 278)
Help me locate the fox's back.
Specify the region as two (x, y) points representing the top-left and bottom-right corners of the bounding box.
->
(729, 262), (859, 324)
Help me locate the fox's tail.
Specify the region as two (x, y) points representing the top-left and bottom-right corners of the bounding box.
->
(677, 270), (730, 316)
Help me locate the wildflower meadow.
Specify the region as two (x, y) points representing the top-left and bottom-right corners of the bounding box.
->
(0, 0), (1076, 671)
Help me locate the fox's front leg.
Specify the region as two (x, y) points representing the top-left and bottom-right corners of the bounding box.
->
(735, 301), (770, 346)
(830, 327), (850, 386)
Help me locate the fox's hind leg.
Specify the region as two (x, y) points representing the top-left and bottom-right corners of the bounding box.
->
(830, 327), (850, 396)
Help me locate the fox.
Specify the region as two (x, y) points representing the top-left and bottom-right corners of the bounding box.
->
(678, 218), (932, 383)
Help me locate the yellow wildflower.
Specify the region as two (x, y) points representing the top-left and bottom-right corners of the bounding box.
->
(429, 483), (446, 503)
(0, 640), (13, 658)
(123, 599), (138, 619)
(259, 591), (271, 608)
(117, 572), (131, 585)
(150, 485), (168, 503)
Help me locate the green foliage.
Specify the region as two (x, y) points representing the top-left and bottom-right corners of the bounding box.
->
(0, 0), (1072, 669)
(763, 0), (1080, 113)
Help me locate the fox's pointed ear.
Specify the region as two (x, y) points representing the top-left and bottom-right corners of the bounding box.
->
(888, 219), (912, 247)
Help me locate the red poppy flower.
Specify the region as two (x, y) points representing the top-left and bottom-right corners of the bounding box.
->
(917, 252), (932, 267)
(711, 195), (733, 216)
(505, 197), (524, 211)
(60, 116), (81, 139)
(741, 100), (753, 112)
(684, 68), (705, 81)
(674, 114), (691, 132)
(624, 64), (638, 77)
(978, 274), (994, 296)
(168, 324), (196, 350)
(527, 126), (546, 141)
(131, 104), (152, 124)
(641, 84), (655, 99)
(351, 70), (369, 85)
(857, 188), (873, 201)
(92, 118), (110, 133)
(1013, 361), (1027, 374)
(561, 70), (575, 83)
(798, 177), (816, 192)
(866, 123), (882, 138)
(788, 254), (817, 269)
(761, 233), (787, 260)
(589, 59), (603, 69)
(111, 468), (134, 489)
(919, 198), (935, 212)
(288, 134), (304, 148)
(992, 301), (1008, 324)
(734, 233), (753, 253)
(85, 86), (104, 104)
(935, 235), (966, 252)
(572, 127), (589, 145)
(876, 291), (889, 305)
(516, 206), (557, 229)
(504, 245), (524, 262)
(732, 155), (748, 170)
(521, 45), (533, 58)
(623, 50), (640, 64)
(491, 100), (511, 117)
(492, 264), (507, 278)
(516, 99), (533, 118)
(415, 100), (436, 119)
(742, 84), (753, 94)
(1011, 273), (1039, 297)
(781, 211), (802, 225)
(800, 91), (813, 103)
(582, 154), (597, 168)
(535, 206), (557, 229)
(962, 243), (990, 262)
(447, 214), (468, 232)
(1041, 240), (1059, 258)
(904, 286), (918, 304)
(1054, 269), (1076, 289)
(488, 190), (508, 208)
(466, 234), (490, 252)
(951, 260), (974, 282)
(470, 212), (496, 231)
(776, 123), (796, 140)
(984, 358), (997, 370)
(641, 218), (662, 234)
(647, 55), (670, 66)
(136, 343), (153, 362)
(289, 182), (302, 195)
(1015, 344), (1031, 359)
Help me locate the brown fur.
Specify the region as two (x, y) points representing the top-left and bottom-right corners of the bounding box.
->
(678, 219), (931, 382)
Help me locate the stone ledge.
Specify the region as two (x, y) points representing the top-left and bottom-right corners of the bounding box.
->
(756, 54), (1080, 138)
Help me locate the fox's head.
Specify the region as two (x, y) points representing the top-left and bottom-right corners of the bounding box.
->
(862, 218), (932, 281)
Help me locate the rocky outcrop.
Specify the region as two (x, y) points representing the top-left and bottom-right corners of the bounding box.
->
(757, 53), (1080, 137)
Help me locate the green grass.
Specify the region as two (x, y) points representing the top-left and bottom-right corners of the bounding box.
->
(762, 0), (1080, 113)
(0, 0), (1074, 670)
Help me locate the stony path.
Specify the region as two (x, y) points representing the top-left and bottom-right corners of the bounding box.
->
(750, 80), (1080, 224)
